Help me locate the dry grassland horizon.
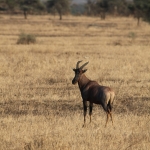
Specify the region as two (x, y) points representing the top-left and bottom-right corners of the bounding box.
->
(0, 14), (150, 150)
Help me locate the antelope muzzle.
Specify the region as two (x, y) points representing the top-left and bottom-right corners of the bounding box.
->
(72, 76), (78, 84)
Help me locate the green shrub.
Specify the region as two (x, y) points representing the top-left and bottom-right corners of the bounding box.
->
(128, 32), (136, 40)
(17, 33), (36, 44)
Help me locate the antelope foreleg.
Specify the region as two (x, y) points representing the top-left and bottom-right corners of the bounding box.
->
(89, 102), (93, 123)
(83, 102), (87, 127)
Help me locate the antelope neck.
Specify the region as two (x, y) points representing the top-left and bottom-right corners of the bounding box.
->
(78, 74), (90, 91)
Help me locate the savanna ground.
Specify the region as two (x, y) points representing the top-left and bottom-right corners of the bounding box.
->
(0, 14), (150, 150)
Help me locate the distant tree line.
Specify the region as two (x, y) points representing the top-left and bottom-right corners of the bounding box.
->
(0, 0), (150, 25)
(85, 0), (150, 25)
(0, 0), (70, 20)
(0, 0), (46, 19)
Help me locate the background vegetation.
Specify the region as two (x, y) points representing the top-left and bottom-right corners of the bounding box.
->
(0, 0), (150, 23)
(17, 32), (36, 44)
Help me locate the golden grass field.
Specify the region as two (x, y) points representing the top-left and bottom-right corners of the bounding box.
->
(0, 14), (150, 150)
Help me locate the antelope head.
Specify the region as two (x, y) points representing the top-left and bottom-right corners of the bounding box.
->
(72, 61), (89, 84)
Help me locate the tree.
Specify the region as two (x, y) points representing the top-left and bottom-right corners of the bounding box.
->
(6, 0), (16, 13)
(108, 0), (130, 16)
(19, 0), (45, 19)
(46, 0), (70, 20)
(96, 0), (109, 19)
(85, 0), (108, 19)
(0, 0), (18, 14)
(0, 0), (7, 11)
(133, 0), (150, 25)
(85, 0), (133, 18)
(85, 0), (96, 16)
(96, 0), (131, 19)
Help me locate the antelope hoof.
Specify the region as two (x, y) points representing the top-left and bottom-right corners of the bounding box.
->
(82, 124), (86, 128)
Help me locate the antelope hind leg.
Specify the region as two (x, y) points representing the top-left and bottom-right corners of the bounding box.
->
(105, 113), (109, 127)
(109, 112), (113, 126)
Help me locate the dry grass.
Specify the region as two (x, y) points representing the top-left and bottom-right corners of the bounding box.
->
(0, 14), (150, 150)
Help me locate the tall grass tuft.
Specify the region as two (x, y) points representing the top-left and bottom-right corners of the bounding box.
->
(17, 32), (36, 44)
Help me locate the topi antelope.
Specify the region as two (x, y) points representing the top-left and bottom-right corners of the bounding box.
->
(72, 61), (115, 127)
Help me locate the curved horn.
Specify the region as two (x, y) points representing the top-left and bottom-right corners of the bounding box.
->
(80, 62), (89, 70)
(76, 60), (82, 69)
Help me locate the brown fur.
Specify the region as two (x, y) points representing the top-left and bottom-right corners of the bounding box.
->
(72, 61), (115, 127)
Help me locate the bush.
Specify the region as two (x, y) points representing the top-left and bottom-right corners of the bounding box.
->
(17, 33), (36, 44)
(128, 32), (137, 41)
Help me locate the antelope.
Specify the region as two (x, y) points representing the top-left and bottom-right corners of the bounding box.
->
(72, 61), (115, 127)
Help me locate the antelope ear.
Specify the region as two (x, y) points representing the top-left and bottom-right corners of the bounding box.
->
(83, 69), (87, 73)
